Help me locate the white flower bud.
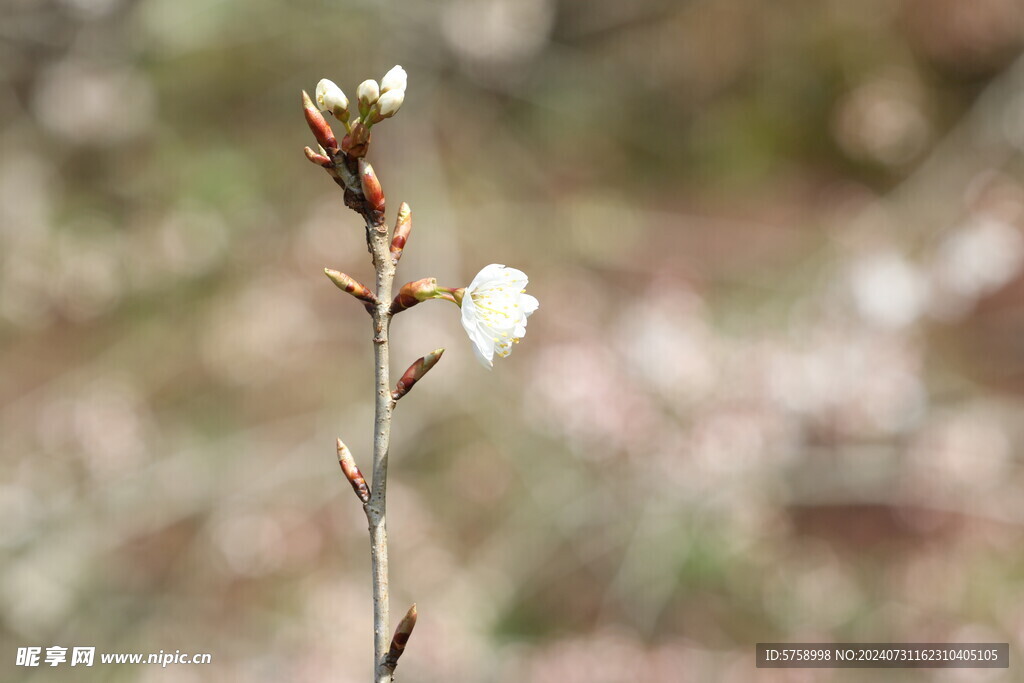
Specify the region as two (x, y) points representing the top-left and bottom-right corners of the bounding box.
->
(375, 89), (405, 119)
(380, 65), (407, 94)
(356, 79), (380, 117)
(315, 79), (349, 120)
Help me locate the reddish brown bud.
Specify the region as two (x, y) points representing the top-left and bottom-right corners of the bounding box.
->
(390, 202), (412, 263)
(303, 90), (338, 152)
(304, 146), (332, 167)
(393, 348), (444, 400)
(341, 120), (371, 158)
(391, 277), (440, 314)
(337, 438), (370, 504)
(383, 604), (418, 670)
(324, 268), (376, 312)
(359, 159), (385, 214)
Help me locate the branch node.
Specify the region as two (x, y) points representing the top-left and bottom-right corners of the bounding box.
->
(341, 120), (371, 158)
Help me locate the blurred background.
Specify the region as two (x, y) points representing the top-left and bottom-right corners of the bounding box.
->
(3, 0), (1024, 681)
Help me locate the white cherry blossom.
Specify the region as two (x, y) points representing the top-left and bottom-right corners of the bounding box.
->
(459, 264), (538, 368)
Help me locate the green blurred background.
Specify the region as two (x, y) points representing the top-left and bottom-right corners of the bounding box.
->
(4, 0), (1024, 681)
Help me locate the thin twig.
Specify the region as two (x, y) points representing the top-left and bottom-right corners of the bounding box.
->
(331, 146), (401, 682)
(304, 73), (421, 682)
(365, 204), (397, 683)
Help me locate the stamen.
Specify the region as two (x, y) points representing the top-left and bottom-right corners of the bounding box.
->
(474, 302), (511, 318)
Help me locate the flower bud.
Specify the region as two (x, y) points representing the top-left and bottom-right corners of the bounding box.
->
(381, 65), (407, 94)
(390, 202), (412, 263)
(356, 79), (380, 118)
(302, 90), (338, 152)
(324, 268), (376, 311)
(383, 604), (418, 670)
(315, 78), (350, 121)
(304, 146), (332, 166)
(393, 349), (444, 400)
(337, 439), (370, 504)
(359, 159), (385, 214)
(391, 277), (442, 313)
(369, 89), (405, 123)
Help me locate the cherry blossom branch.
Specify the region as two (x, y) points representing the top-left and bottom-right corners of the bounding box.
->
(303, 67), (412, 683)
(301, 65), (537, 682)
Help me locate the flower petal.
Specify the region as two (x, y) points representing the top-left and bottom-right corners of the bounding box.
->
(470, 338), (494, 368)
(475, 268), (528, 297)
(467, 264), (507, 293)
(460, 296), (496, 367)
